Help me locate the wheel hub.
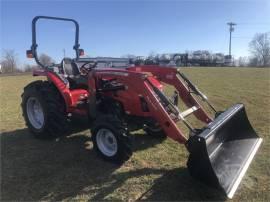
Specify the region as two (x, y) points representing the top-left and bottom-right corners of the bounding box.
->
(26, 97), (45, 129)
(96, 128), (117, 157)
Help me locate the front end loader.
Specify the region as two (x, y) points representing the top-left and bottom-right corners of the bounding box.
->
(22, 16), (262, 199)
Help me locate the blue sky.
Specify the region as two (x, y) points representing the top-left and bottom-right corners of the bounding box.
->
(1, 0), (270, 66)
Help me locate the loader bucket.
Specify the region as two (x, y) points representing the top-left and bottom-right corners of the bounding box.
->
(186, 104), (262, 198)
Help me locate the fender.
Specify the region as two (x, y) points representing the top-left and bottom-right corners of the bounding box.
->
(33, 69), (89, 115)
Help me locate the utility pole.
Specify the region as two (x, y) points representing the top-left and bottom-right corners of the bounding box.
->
(227, 22), (236, 57)
(63, 49), (66, 58)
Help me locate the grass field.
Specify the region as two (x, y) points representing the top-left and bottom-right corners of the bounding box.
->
(1, 67), (269, 201)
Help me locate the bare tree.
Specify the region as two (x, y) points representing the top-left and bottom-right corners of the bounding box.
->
(238, 56), (249, 67)
(23, 64), (32, 72)
(248, 57), (259, 67)
(39, 53), (54, 66)
(148, 51), (157, 58)
(1, 49), (18, 73)
(249, 32), (270, 67)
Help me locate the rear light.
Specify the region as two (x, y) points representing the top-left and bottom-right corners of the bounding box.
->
(79, 49), (84, 56)
(26, 50), (33, 58)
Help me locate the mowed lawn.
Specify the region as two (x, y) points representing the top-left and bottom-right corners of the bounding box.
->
(0, 67), (269, 201)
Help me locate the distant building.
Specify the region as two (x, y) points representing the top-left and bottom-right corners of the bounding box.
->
(129, 50), (234, 67)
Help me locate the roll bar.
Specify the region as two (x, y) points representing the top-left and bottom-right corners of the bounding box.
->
(26, 16), (84, 69)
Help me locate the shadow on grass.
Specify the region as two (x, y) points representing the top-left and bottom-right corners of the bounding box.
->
(138, 168), (226, 201)
(1, 124), (225, 201)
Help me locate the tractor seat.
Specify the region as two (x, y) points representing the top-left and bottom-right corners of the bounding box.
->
(61, 58), (80, 77)
(61, 58), (88, 90)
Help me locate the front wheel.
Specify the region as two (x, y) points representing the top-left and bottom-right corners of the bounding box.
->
(91, 115), (132, 164)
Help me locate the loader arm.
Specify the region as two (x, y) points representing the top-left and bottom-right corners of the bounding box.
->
(128, 66), (213, 124)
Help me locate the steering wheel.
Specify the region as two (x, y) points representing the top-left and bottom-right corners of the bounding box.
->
(80, 61), (98, 75)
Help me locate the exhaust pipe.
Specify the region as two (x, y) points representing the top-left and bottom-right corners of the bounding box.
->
(186, 104), (262, 198)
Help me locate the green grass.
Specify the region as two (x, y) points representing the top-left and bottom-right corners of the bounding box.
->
(1, 67), (270, 201)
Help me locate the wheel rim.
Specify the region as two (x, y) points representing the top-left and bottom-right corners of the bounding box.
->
(26, 97), (45, 129)
(96, 128), (118, 157)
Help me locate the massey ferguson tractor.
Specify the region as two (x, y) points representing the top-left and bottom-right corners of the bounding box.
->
(22, 16), (262, 199)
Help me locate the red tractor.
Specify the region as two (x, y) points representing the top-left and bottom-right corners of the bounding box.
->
(22, 16), (262, 198)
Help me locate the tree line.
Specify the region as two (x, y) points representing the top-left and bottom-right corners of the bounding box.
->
(0, 51), (54, 74)
(1, 32), (269, 74)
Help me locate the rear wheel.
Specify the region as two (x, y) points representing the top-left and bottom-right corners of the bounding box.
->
(91, 115), (132, 164)
(21, 80), (68, 138)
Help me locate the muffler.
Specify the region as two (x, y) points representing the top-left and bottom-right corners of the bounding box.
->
(186, 104), (262, 198)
